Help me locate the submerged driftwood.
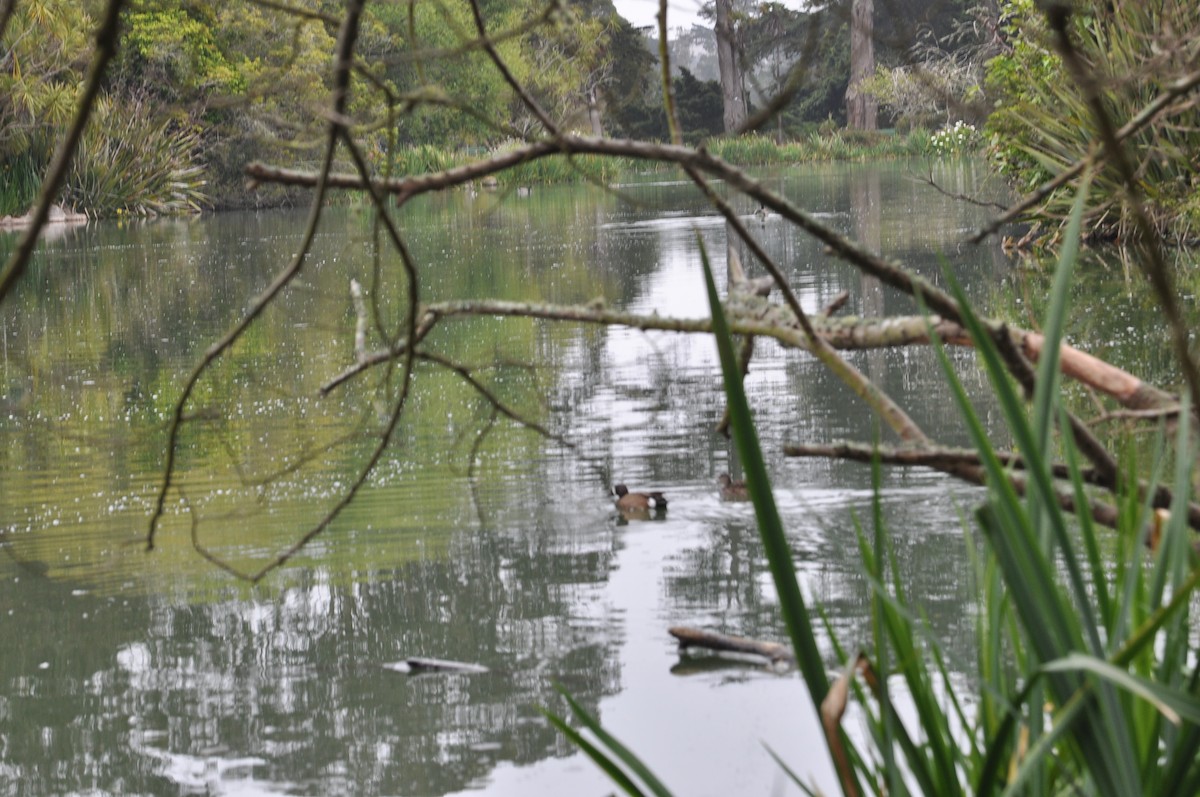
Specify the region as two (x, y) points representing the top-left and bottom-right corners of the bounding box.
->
(0, 204), (89, 230)
(669, 626), (795, 665)
(384, 657), (490, 675)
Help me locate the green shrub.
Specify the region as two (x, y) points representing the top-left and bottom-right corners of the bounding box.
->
(63, 99), (208, 216)
(930, 121), (981, 156)
(984, 0), (1200, 242)
(0, 155), (42, 217)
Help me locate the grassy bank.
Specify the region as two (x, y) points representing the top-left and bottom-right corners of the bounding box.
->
(3, 127), (961, 220)
(381, 127), (949, 190)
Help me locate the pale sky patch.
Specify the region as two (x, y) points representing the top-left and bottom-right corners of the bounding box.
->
(611, 0), (707, 30)
(611, 1), (809, 32)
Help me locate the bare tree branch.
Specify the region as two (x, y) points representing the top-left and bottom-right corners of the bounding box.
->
(784, 440), (1200, 530)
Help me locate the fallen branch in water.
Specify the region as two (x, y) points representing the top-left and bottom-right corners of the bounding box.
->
(669, 626), (795, 665)
(322, 296), (1178, 415)
(785, 440), (1200, 531)
(384, 657), (490, 675)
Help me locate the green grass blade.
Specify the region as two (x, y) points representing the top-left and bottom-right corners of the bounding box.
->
(764, 744), (822, 797)
(698, 237), (829, 703)
(1110, 565), (1200, 669)
(923, 292), (1077, 669)
(1157, 668), (1200, 795)
(999, 688), (1090, 797)
(940, 271), (1097, 660)
(1042, 653), (1200, 726)
(865, 459), (901, 793)
(557, 688), (674, 797)
(1058, 402), (1111, 620)
(541, 708), (650, 797)
(1030, 170), (1089, 466)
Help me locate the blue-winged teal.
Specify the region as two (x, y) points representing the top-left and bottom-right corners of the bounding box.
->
(718, 473), (750, 501)
(613, 484), (668, 511)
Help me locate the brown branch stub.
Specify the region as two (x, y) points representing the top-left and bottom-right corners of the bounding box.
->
(822, 653), (869, 797)
(669, 626), (794, 664)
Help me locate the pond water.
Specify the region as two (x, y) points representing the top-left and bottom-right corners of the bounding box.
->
(2, 159), (1018, 796)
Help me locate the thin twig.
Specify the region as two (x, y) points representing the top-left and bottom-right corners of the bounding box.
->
(148, 0), (366, 557)
(917, 167), (1008, 211)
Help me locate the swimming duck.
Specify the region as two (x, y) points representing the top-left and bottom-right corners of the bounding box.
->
(718, 473), (750, 501)
(613, 484), (668, 511)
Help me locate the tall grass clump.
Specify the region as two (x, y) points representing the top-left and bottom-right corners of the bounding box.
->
(391, 143), (463, 176)
(64, 98), (208, 217)
(489, 139), (628, 186)
(708, 130), (933, 166)
(547, 180), (1200, 794)
(0, 154), (43, 217)
(709, 133), (794, 166)
(986, 0), (1200, 243)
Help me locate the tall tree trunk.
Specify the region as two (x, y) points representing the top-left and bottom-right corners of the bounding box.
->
(715, 0), (746, 133)
(846, 0), (877, 130)
(587, 86), (604, 137)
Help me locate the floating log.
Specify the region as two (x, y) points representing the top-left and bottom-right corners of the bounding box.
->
(669, 626), (794, 664)
(0, 204), (88, 230)
(384, 657), (490, 674)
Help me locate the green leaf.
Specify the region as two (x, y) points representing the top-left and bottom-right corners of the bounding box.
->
(557, 688), (674, 797)
(540, 708), (650, 797)
(1043, 653), (1200, 726)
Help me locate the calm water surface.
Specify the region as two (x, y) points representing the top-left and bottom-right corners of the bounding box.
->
(2, 160), (1017, 796)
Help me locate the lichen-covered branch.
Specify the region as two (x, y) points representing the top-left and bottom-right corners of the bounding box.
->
(347, 298), (1174, 414)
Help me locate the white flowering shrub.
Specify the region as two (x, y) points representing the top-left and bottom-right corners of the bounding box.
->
(930, 120), (980, 155)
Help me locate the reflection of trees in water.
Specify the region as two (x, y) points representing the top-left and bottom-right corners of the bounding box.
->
(0, 522), (620, 796)
(658, 475), (981, 668)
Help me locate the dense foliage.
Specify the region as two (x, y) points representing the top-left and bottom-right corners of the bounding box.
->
(2, 0), (992, 216)
(984, 0), (1200, 243)
(10, 0), (1194, 240)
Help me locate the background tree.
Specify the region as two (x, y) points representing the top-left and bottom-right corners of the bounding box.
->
(673, 67), (726, 141)
(740, 2), (806, 139)
(594, 14), (661, 138)
(714, 0), (747, 131)
(665, 23), (718, 81)
(846, 0), (877, 129)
